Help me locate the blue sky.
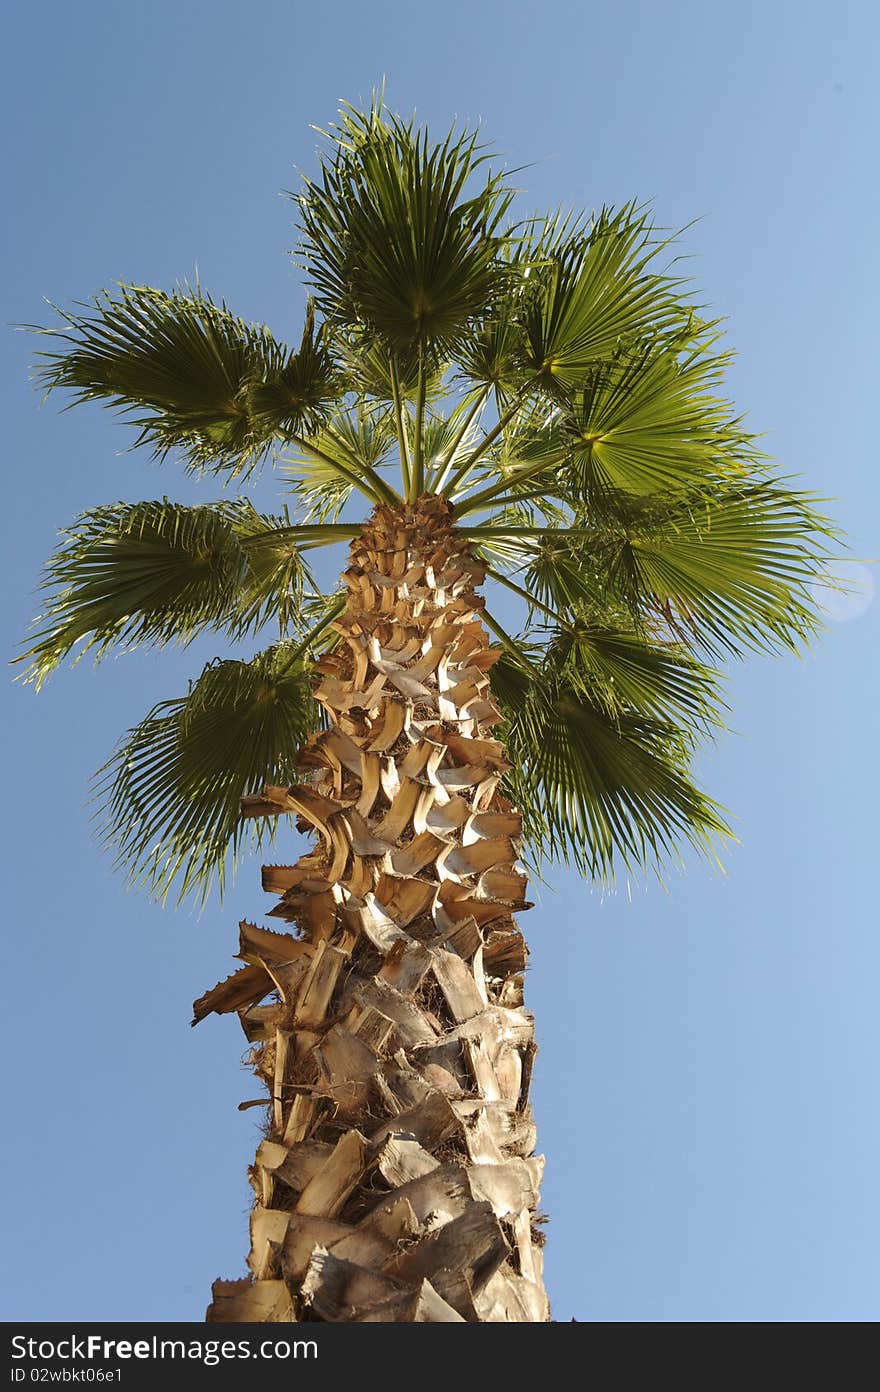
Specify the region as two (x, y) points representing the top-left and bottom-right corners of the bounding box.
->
(2, 0), (878, 1322)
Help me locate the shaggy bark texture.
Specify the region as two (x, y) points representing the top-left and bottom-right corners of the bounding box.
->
(195, 496), (549, 1323)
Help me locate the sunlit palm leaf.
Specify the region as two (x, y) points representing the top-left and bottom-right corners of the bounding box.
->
(454, 212), (577, 379)
(95, 646), (319, 902)
(338, 335), (448, 403)
(452, 406), (569, 511)
(281, 403), (399, 519)
(455, 301), (529, 395)
(520, 536), (608, 614)
(453, 228), (544, 393)
(421, 402), (485, 489)
(518, 206), (686, 393)
(608, 483), (834, 655)
(546, 626), (724, 735)
(564, 337), (756, 497)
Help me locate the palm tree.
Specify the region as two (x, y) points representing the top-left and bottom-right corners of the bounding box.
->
(21, 97), (832, 1323)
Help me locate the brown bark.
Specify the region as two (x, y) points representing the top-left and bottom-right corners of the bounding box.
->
(196, 496), (549, 1323)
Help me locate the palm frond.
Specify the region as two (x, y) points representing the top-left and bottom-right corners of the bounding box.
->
(281, 402), (400, 518)
(454, 303), (529, 396)
(452, 245), (535, 395)
(421, 401), (485, 490)
(493, 647), (730, 880)
(15, 499), (360, 686)
(18, 500), (251, 685)
(451, 405), (569, 512)
(563, 335), (757, 498)
(33, 286), (341, 477)
(603, 482), (835, 656)
(95, 645), (319, 902)
(337, 334), (448, 404)
(244, 301), (346, 446)
(225, 500), (317, 635)
(453, 210), (584, 395)
(295, 99), (513, 357)
(517, 206), (687, 394)
(519, 537), (620, 616)
(546, 625), (724, 736)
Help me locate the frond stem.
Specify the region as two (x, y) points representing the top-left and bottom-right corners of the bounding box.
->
(321, 425), (402, 506)
(278, 594), (348, 673)
(242, 522), (363, 551)
(410, 344), (427, 500)
(482, 608), (538, 665)
(389, 355), (413, 499)
(485, 564), (567, 625)
(444, 379), (537, 493)
(453, 448), (570, 517)
(463, 524), (588, 540)
(431, 386), (491, 494)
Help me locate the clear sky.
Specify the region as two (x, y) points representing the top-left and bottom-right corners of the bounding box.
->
(2, 0), (878, 1322)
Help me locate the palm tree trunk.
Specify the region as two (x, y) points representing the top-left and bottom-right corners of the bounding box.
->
(196, 496), (549, 1323)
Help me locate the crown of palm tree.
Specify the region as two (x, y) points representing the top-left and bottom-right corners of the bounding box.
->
(19, 95), (834, 903)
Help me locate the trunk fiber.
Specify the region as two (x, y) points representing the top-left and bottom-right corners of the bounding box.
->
(196, 496), (549, 1323)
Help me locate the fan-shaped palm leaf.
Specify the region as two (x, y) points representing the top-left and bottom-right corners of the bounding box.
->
(517, 206), (686, 393)
(296, 100), (513, 358)
(518, 537), (609, 614)
(546, 625), (724, 735)
(19, 501), (252, 685)
(493, 646), (730, 880)
(281, 402), (401, 519)
(95, 646), (319, 902)
(16, 499), (363, 687)
(565, 337), (756, 498)
(337, 334), (449, 404)
(603, 482), (834, 655)
(33, 286), (342, 477)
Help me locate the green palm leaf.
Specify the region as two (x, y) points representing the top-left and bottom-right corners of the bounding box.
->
(281, 402), (400, 519)
(606, 482), (834, 655)
(296, 99), (513, 358)
(494, 649), (729, 879)
(453, 231), (542, 394)
(19, 501), (249, 685)
(452, 406), (569, 511)
(33, 286), (342, 476)
(244, 302), (346, 448)
(95, 646), (319, 902)
(565, 336), (756, 497)
(546, 625), (724, 735)
(220, 501), (324, 635)
(519, 538), (608, 614)
(16, 499), (329, 686)
(337, 335), (449, 403)
(517, 206), (686, 394)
